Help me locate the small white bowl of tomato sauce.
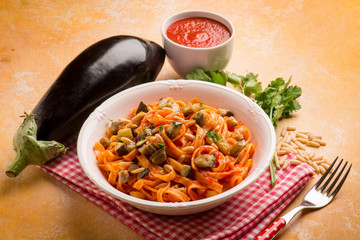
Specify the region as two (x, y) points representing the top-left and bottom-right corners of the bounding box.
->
(162, 10), (234, 77)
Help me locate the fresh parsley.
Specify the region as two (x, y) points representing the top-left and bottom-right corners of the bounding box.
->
(186, 68), (262, 97)
(158, 125), (164, 131)
(206, 131), (221, 143)
(255, 77), (302, 128)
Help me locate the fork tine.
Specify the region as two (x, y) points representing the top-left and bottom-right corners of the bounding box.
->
(319, 158), (343, 192)
(315, 156), (338, 189)
(330, 163), (352, 198)
(325, 161), (350, 196)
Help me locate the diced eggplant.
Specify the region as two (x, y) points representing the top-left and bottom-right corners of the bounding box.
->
(118, 170), (130, 184)
(194, 154), (216, 168)
(166, 121), (183, 138)
(226, 116), (239, 129)
(216, 138), (231, 155)
(158, 98), (180, 111)
(110, 121), (125, 135)
(182, 103), (202, 116)
(99, 136), (110, 148)
(125, 142), (136, 152)
(136, 101), (149, 114)
(180, 165), (192, 177)
(115, 142), (128, 156)
(117, 128), (133, 139)
(137, 128), (153, 141)
(149, 147), (167, 165)
(139, 168), (150, 179)
(230, 139), (246, 157)
(218, 108), (234, 117)
(193, 111), (208, 127)
(138, 142), (158, 158)
(128, 164), (140, 172)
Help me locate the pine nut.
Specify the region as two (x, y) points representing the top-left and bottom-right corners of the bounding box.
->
(281, 128), (287, 137)
(306, 141), (320, 148)
(296, 133), (308, 139)
(277, 150), (287, 156)
(282, 160), (289, 170)
(319, 165), (326, 174)
(184, 133), (195, 141)
(287, 126), (296, 131)
(312, 155), (323, 161)
(296, 137), (308, 144)
(279, 155), (288, 165)
(181, 146), (195, 152)
(294, 141), (306, 150)
(321, 163), (330, 170)
(290, 159), (302, 165)
(312, 139), (326, 146)
(130, 167), (145, 174)
(296, 155), (306, 162)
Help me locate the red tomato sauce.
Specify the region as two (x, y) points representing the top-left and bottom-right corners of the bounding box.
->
(166, 17), (231, 48)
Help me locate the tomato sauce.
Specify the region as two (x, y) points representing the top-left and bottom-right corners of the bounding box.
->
(166, 17), (231, 48)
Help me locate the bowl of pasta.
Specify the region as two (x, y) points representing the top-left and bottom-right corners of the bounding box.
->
(77, 80), (276, 215)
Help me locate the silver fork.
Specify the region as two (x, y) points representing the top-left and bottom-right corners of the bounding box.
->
(255, 157), (352, 240)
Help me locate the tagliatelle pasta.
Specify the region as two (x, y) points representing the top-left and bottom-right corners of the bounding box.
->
(93, 97), (255, 202)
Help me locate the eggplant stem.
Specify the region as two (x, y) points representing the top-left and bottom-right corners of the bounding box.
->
(6, 153), (30, 178)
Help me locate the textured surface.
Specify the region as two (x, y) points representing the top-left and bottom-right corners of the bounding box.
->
(1, 0), (359, 239)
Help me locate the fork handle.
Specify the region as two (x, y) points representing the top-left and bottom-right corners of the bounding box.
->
(255, 206), (305, 240)
(254, 218), (286, 240)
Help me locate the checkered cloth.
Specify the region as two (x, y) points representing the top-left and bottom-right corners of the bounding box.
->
(41, 140), (313, 240)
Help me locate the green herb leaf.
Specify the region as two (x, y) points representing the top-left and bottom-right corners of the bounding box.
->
(206, 131), (221, 143)
(158, 125), (164, 131)
(255, 77), (302, 128)
(186, 68), (212, 82)
(239, 72), (262, 96)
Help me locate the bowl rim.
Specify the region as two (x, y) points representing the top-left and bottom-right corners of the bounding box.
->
(161, 10), (235, 51)
(77, 80), (276, 210)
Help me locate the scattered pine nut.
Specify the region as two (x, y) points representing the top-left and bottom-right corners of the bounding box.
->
(321, 162), (330, 170)
(282, 160), (289, 170)
(312, 139), (326, 146)
(277, 150), (287, 156)
(279, 155), (288, 165)
(294, 141), (306, 150)
(276, 126), (327, 174)
(311, 161), (320, 173)
(307, 151), (315, 159)
(306, 140), (321, 148)
(290, 159), (302, 165)
(296, 132), (308, 139)
(313, 160), (325, 165)
(318, 165), (326, 174)
(287, 126), (296, 131)
(296, 155), (306, 162)
(311, 155), (323, 161)
(308, 134), (322, 140)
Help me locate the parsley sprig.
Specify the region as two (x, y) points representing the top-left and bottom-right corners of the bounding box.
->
(186, 69), (262, 97)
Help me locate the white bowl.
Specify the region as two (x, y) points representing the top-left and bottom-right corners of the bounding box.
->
(77, 80), (275, 215)
(161, 10), (234, 77)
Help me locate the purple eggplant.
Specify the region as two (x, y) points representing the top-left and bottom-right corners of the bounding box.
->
(6, 35), (165, 177)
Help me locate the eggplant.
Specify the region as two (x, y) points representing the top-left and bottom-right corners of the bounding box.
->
(6, 35), (165, 177)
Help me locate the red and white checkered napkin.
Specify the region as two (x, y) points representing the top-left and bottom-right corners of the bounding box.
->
(41, 141), (313, 240)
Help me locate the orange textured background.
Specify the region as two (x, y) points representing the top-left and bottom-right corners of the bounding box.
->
(0, 0), (359, 239)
